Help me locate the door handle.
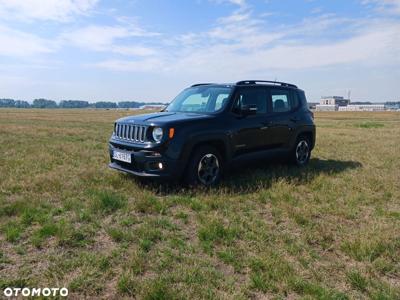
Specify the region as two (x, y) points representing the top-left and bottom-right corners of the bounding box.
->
(261, 120), (273, 130)
(262, 120), (274, 126)
(290, 117), (300, 122)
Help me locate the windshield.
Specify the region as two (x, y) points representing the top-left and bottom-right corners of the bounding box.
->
(165, 86), (232, 113)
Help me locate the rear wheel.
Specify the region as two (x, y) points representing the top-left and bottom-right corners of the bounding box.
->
(185, 146), (222, 186)
(291, 136), (311, 166)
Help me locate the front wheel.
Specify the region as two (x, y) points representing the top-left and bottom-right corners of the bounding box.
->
(291, 136), (311, 166)
(184, 146), (222, 187)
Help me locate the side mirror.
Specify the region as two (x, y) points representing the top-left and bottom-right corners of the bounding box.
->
(241, 104), (257, 116)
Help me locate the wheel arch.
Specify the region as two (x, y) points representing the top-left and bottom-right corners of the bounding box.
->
(293, 128), (315, 150)
(180, 135), (232, 171)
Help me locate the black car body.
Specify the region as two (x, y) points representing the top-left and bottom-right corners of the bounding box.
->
(109, 80), (316, 185)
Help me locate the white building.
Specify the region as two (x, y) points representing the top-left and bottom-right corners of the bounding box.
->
(338, 105), (385, 112)
(139, 104), (166, 110)
(320, 96), (350, 107)
(315, 104), (337, 111)
(316, 96), (351, 111)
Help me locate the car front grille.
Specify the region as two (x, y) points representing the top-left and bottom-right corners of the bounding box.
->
(114, 123), (148, 143)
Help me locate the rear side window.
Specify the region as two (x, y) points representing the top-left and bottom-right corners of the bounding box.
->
(271, 89), (290, 113)
(271, 88), (300, 113)
(233, 88), (268, 114)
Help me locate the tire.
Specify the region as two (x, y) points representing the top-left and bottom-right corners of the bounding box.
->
(291, 135), (311, 166)
(184, 146), (223, 187)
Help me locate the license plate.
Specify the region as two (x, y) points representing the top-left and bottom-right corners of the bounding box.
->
(113, 150), (132, 163)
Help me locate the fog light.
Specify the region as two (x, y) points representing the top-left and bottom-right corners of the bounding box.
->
(158, 162), (163, 169)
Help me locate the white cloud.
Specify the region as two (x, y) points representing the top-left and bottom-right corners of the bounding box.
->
(175, 20), (400, 76)
(93, 58), (163, 72)
(211, 0), (247, 8)
(362, 0), (400, 14)
(93, 13), (400, 76)
(63, 26), (135, 50)
(112, 46), (157, 57)
(1, 0), (399, 101)
(0, 0), (98, 21)
(0, 25), (55, 57)
(62, 25), (159, 56)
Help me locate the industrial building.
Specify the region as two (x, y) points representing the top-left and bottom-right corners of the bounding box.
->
(315, 96), (389, 112)
(316, 96), (350, 111)
(338, 105), (385, 112)
(139, 104), (166, 110)
(319, 96), (350, 106)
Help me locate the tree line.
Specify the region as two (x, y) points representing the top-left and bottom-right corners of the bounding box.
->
(0, 98), (164, 109)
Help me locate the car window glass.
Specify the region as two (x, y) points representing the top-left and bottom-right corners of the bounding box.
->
(234, 88), (268, 114)
(166, 86), (232, 113)
(271, 89), (291, 113)
(215, 93), (230, 111)
(181, 94), (208, 112)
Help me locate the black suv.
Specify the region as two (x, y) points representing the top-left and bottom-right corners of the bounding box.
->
(109, 80), (316, 186)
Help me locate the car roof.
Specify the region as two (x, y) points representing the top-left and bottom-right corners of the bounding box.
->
(191, 80), (299, 89)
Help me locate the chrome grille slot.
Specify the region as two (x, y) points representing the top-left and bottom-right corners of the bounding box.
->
(142, 126), (147, 142)
(138, 126), (143, 142)
(115, 123), (148, 143)
(124, 125), (128, 139)
(129, 126), (133, 140)
(134, 126), (139, 141)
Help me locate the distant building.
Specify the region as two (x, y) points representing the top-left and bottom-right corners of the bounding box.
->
(315, 96), (351, 111)
(320, 96), (350, 107)
(385, 102), (400, 110)
(338, 104), (385, 112)
(139, 104), (166, 110)
(315, 104), (337, 111)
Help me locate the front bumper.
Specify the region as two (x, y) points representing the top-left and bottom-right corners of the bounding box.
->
(108, 142), (184, 178)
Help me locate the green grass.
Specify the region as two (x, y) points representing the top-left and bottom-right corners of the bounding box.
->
(0, 109), (399, 298)
(90, 190), (127, 213)
(355, 121), (385, 128)
(347, 270), (368, 292)
(3, 221), (23, 243)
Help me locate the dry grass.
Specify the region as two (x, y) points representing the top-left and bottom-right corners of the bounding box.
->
(0, 109), (399, 299)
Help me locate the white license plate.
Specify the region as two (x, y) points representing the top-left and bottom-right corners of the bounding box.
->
(113, 150), (132, 163)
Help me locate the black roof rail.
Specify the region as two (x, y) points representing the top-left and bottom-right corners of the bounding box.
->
(191, 83), (215, 87)
(236, 80), (298, 88)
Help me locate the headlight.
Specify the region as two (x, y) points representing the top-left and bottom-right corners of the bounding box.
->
(152, 127), (163, 142)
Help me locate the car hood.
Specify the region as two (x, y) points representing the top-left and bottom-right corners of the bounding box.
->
(116, 111), (214, 125)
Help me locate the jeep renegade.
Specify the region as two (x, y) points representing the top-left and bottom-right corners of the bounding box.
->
(109, 80), (316, 186)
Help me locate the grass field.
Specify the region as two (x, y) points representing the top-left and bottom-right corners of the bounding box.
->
(0, 109), (399, 299)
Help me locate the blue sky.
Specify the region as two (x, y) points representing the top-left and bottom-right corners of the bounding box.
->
(0, 0), (399, 103)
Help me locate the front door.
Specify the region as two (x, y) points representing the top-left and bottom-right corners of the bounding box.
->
(231, 87), (269, 154)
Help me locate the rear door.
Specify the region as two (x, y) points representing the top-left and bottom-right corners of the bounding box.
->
(266, 88), (299, 147)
